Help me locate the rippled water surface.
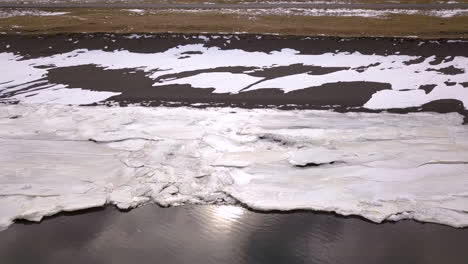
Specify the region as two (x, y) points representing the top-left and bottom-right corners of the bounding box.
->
(1, 205), (467, 264)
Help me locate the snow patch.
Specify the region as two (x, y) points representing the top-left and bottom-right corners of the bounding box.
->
(0, 9), (69, 18)
(1, 45), (467, 109)
(155, 72), (263, 93)
(146, 8), (468, 18)
(126, 9), (145, 14)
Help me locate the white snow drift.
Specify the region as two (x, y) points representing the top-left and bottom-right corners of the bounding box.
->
(1, 44), (467, 109)
(1, 103), (468, 230)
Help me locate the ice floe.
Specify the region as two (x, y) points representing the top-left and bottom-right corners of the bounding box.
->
(1, 103), (468, 230)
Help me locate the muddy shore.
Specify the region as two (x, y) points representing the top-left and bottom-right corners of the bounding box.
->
(1, 33), (467, 121)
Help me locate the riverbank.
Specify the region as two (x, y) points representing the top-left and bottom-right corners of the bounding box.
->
(0, 4), (467, 37)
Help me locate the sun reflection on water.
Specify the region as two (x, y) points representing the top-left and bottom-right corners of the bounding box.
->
(207, 205), (246, 231)
(212, 205), (245, 221)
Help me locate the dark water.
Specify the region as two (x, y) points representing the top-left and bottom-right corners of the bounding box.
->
(0, 205), (467, 264)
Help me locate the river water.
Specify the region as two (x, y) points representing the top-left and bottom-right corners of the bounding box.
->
(0, 205), (467, 264)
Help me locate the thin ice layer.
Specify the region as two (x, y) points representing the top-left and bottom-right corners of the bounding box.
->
(1, 103), (468, 230)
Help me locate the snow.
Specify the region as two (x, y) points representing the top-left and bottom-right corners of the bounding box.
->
(244, 55), (467, 94)
(156, 72), (263, 93)
(364, 84), (468, 109)
(0, 9), (69, 18)
(1, 103), (468, 230)
(11, 85), (121, 105)
(127, 9), (145, 14)
(1, 46), (467, 109)
(447, 40), (468, 43)
(147, 8), (468, 18)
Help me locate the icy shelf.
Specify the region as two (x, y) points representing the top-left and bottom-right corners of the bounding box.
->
(1, 103), (468, 230)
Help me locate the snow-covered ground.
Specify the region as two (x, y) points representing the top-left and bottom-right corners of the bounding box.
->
(0, 6), (466, 19)
(1, 44), (467, 109)
(0, 9), (69, 18)
(128, 7), (468, 18)
(1, 103), (468, 230)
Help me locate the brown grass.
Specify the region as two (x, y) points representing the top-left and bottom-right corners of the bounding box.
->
(1, 9), (467, 38)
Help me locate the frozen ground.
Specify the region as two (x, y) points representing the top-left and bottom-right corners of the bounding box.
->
(1, 103), (468, 230)
(1, 43), (467, 109)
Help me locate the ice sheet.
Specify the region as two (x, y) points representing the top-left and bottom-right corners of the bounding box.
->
(1, 103), (468, 230)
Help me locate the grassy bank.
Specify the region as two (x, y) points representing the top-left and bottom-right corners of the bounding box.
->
(1, 8), (467, 38)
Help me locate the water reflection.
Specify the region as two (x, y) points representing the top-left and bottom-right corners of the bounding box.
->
(210, 205), (245, 222)
(204, 205), (247, 242)
(0, 205), (467, 264)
